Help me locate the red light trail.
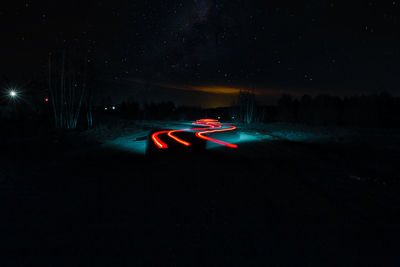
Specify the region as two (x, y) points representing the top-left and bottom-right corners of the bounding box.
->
(195, 124), (238, 148)
(151, 130), (170, 149)
(151, 119), (238, 150)
(167, 130), (191, 146)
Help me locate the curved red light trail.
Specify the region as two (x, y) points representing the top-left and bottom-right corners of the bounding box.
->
(195, 124), (238, 148)
(151, 119), (238, 149)
(167, 130), (191, 146)
(151, 130), (170, 149)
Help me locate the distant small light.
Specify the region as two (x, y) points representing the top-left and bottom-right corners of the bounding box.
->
(9, 90), (17, 97)
(112, 106), (116, 110)
(232, 116), (235, 119)
(218, 116), (221, 120)
(45, 98), (49, 102)
(105, 107), (108, 111)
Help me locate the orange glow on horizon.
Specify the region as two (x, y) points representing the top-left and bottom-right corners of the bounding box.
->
(188, 86), (241, 94)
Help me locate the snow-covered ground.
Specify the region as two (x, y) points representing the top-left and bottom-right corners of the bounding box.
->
(238, 122), (400, 144)
(1, 120), (400, 265)
(92, 120), (400, 155)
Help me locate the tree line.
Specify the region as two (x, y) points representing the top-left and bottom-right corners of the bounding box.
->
(272, 93), (400, 127)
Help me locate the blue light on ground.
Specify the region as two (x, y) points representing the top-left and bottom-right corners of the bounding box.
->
(205, 131), (275, 149)
(101, 122), (297, 155)
(104, 131), (149, 155)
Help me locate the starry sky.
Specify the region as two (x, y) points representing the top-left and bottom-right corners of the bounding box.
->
(1, 0), (400, 107)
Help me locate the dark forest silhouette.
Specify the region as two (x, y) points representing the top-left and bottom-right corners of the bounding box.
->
(273, 93), (400, 128)
(96, 92), (400, 128)
(2, 75), (400, 129)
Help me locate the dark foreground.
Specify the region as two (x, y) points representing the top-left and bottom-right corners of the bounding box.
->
(1, 124), (400, 266)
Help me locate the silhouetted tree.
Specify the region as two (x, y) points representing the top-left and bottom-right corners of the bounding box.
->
(275, 92), (400, 128)
(48, 46), (91, 129)
(277, 94), (297, 122)
(238, 87), (256, 123)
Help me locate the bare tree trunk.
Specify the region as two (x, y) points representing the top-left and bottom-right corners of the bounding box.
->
(237, 87), (256, 124)
(48, 50), (88, 130)
(85, 82), (94, 128)
(49, 53), (59, 128)
(245, 87), (255, 124)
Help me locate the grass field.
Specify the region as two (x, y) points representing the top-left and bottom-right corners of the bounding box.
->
(1, 120), (400, 266)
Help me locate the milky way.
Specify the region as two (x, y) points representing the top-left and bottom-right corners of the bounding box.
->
(1, 0), (400, 100)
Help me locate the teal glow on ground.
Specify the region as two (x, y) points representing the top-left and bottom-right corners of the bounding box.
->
(101, 121), (332, 155)
(104, 131), (149, 155)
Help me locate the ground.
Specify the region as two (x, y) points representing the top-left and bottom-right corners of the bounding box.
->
(1, 120), (400, 266)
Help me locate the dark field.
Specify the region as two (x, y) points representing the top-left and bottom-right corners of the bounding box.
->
(1, 121), (400, 266)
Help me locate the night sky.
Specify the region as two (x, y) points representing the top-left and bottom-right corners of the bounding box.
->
(2, 0), (400, 107)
